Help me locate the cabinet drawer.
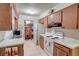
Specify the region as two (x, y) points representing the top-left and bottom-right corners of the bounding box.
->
(54, 42), (70, 53)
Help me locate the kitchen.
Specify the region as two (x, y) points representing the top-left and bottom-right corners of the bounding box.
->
(0, 3), (79, 56)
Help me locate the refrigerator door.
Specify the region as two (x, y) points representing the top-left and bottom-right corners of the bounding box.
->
(33, 23), (45, 45)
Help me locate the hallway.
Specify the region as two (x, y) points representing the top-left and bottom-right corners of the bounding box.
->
(24, 40), (48, 56)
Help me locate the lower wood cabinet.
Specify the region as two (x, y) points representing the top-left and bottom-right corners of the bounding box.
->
(53, 42), (72, 56)
(53, 42), (79, 56)
(0, 44), (24, 56)
(39, 35), (44, 49)
(54, 46), (69, 56)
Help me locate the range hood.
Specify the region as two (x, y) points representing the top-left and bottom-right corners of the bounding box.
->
(47, 23), (62, 28)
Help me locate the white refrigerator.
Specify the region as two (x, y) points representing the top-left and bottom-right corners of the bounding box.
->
(33, 23), (45, 45)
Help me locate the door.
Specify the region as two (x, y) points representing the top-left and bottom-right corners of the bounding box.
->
(24, 20), (33, 39)
(39, 36), (44, 49)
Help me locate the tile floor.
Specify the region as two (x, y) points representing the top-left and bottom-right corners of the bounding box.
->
(24, 39), (48, 56)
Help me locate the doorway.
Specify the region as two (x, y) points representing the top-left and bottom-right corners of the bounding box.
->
(24, 20), (33, 40)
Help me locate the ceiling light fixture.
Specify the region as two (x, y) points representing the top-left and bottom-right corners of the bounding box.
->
(24, 8), (38, 15)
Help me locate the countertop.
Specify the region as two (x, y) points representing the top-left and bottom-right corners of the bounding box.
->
(0, 38), (24, 48)
(54, 37), (79, 49)
(40, 33), (79, 49)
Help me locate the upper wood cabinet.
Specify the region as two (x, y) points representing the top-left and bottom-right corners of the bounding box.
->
(0, 3), (12, 30)
(62, 4), (78, 29)
(39, 18), (44, 24)
(44, 17), (48, 27)
(39, 17), (48, 27)
(48, 11), (62, 24)
(48, 15), (53, 24)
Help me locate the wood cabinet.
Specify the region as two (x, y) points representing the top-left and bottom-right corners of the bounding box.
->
(0, 44), (24, 56)
(39, 19), (44, 24)
(44, 17), (48, 27)
(53, 42), (79, 56)
(39, 17), (48, 27)
(54, 46), (68, 56)
(0, 3), (12, 30)
(39, 35), (44, 49)
(48, 11), (62, 24)
(53, 42), (72, 56)
(62, 4), (78, 29)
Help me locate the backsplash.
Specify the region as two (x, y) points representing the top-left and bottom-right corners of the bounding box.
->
(0, 31), (5, 41)
(47, 27), (79, 39)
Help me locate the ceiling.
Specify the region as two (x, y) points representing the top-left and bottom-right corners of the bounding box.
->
(16, 3), (59, 17)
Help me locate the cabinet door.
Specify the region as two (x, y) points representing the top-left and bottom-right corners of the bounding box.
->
(44, 17), (48, 27)
(0, 48), (5, 56)
(0, 3), (12, 30)
(48, 11), (62, 24)
(39, 19), (44, 24)
(53, 11), (62, 23)
(62, 4), (78, 29)
(48, 15), (53, 24)
(54, 46), (68, 56)
(39, 36), (44, 49)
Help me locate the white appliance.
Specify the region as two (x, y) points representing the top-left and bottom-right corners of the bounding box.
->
(33, 23), (45, 45)
(44, 31), (64, 55)
(44, 36), (54, 55)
